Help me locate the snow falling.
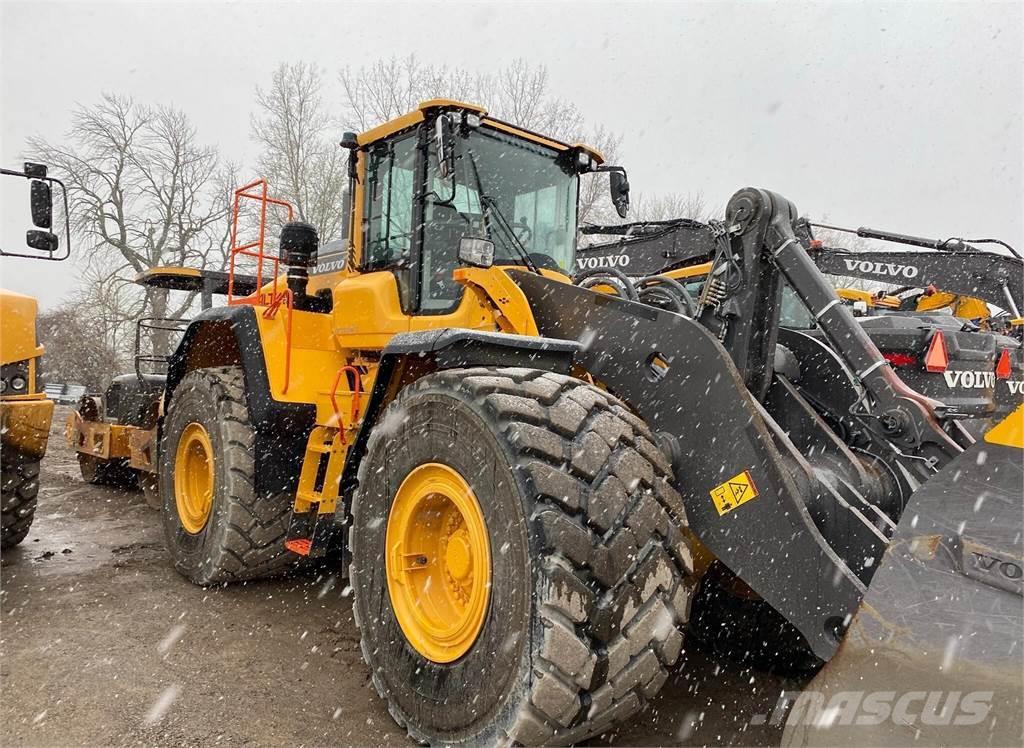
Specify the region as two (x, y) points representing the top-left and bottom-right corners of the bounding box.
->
(2, 4), (1020, 747)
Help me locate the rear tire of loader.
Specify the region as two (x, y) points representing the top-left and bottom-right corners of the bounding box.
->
(159, 366), (298, 585)
(350, 367), (696, 746)
(1, 450), (40, 550)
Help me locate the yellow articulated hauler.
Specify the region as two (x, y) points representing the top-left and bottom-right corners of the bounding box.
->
(1, 163), (68, 550)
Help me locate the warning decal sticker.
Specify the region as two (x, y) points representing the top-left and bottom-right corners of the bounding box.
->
(709, 469), (759, 516)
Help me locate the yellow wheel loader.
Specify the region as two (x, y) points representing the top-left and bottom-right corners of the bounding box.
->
(155, 101), (1018, 744)
(1, 163), (69, 550)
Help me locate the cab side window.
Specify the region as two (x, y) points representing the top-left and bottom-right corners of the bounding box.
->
(364, 135), (417, 271)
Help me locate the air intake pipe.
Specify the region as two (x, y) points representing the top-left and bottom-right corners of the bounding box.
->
(279, 221), (318, 307)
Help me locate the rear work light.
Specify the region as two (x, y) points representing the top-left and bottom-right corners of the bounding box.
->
(924, 330), (949, 373)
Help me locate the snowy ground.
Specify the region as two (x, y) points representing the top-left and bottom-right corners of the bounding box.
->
(1, 407), (803, 746)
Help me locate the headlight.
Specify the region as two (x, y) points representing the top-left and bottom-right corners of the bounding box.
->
(1, 360), (32, 395)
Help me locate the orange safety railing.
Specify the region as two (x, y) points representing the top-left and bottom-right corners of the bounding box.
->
(226, 179), (297, 391)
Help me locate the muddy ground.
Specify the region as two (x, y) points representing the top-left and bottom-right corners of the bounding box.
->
(2, 407), (806, 746)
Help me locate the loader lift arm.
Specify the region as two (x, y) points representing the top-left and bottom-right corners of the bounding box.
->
(699, 188), (966, 491)
(578, 200), (973, 471)
(520, 188), (967, 661)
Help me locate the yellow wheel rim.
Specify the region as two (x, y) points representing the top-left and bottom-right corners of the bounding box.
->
(174, 422), (215, 534)
(385, 463), (491, 663)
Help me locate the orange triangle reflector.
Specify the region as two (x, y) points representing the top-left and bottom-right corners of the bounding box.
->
(995, 348), (1012, 380)
(924, 331), (949, 373)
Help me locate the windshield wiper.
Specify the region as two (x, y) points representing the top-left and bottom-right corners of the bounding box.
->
(465, 147), (541, 275)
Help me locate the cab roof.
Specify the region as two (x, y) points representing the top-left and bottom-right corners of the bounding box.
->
(355, 99), (605, 165)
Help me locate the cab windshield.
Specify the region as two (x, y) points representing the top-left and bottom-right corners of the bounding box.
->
(422, 127), (578, 310)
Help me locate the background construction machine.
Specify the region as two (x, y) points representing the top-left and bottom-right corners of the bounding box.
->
(577, 219), (1024, 436)
(151, 101), (1017, 744)
(1, 163), (69, 549)
(66, 267), (256, 506)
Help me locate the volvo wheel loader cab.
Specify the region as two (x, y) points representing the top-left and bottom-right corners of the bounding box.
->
(161, 102), (693, 745)
(1, 163), (69, 549)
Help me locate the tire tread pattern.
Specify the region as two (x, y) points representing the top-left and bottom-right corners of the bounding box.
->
(165, 367), (294, 583)
(1, 452), (40, 550)
(351, 367), (695, 745)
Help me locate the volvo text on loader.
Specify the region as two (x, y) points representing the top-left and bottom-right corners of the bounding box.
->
(154, 101), (1020, 745)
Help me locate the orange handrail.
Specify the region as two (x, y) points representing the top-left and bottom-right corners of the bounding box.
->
(226, 178), (296, 391)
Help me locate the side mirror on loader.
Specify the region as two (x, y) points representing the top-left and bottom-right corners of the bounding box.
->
(0, 161), (68, 260)
(26, 230), (59, 252)
(598, 166), (630, 219)
(27, 177), (58, 252)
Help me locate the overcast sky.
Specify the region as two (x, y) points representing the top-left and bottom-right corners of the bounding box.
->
(1, 0), (1021, 308)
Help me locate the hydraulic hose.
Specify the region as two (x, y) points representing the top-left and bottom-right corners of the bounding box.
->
(572, 268), (697, 316)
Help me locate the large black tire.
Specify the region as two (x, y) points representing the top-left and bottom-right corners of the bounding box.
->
(350, 367), (695, 745)
(78, 453), (138, 488)
(160, 366), (298, 585)
(2, 450), (40, 550)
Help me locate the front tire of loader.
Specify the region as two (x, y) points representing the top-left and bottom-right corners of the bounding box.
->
(350, 367), (696, 746)
(159, 366), (298, 585)
(1, 450), (40, 550)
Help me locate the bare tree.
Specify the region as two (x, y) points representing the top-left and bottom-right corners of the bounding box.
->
(27, 94), (231, 354)
(809, 224), (899, 292)
(628, 191), (716, 223)
(339, 56), (622, 223)
(74, 260), (146, 362)
(252, 63), (348, 242)
(38, 305), (124, 392)
(338, 55), (478, 130)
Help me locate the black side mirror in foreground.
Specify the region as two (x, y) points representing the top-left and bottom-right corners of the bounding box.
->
(30, 180), (53, 229)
